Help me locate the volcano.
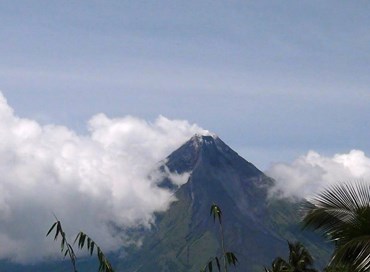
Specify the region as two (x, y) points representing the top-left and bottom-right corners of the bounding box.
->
(117, 134), (329, 272)
(0, 134), (329, 272)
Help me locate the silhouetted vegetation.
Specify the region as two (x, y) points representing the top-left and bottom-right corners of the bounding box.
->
(47, 217), (114, 272)
(264, 241), (317, 272)
(48, 182), (370, 272)
(200, 204), (238, 272)
(302, 182), (370, 271)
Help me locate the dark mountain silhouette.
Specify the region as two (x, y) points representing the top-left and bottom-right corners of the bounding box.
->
(118, 134), (330, 272)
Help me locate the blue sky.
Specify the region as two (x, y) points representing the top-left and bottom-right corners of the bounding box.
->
(1, 1), (369, 169)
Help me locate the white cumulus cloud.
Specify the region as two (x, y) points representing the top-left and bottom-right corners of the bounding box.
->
(0, 91), (208, 263)
(266, 150), (370, 200)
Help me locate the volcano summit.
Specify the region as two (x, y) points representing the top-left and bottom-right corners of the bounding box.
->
(117, 134), (329, 272)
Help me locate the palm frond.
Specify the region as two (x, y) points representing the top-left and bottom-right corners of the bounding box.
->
(330, 235), (370, 272)
(302, 181), (370, 271)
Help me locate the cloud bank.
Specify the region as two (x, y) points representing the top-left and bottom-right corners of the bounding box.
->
(267, 150), (370, 200)
(0, 92), (208, 263)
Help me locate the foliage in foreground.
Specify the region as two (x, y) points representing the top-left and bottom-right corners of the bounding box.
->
(264, 241), (317, 272)
(302, 182), (370, 272)
(47, 204), (236, 272)
(47, 217), (114, 272)
(200, 203), (238, 272)
(47, 181), (370, 272)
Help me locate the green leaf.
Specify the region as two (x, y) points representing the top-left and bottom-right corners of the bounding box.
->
(215, 257), (221, 272)
(75, 232), (86, 249)
(54, 222), (61, 240)
(98, 249), (103, 262)
(225, 252), (238, 266)
(46, 222), (57, 237)
(208, 260), (213, 272)
(90, 241), (95, 255)
(46, 217), (78, 272)
(87, 237), (91, 249)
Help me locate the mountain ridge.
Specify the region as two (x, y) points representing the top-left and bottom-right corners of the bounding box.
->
(0, 134), (330, 272)
(118, 134), (330, 272)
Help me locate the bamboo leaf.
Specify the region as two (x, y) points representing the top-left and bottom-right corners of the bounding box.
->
(87, 237), (91, 249)
(54, 222), (61, 240)
(90, 241), (95, 255)
(215, 257), (221, 272)
(46, 217), (78, 272)
(75, 232), (86, 249)
(225, 252), (238, 266)
(46, 222), (57, 237)
(208, 260), (213, 272)
(80, 233), (86, 249)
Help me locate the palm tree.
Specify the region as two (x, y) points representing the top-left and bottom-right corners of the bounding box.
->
(264, 241), (317, 272)
(302, 182), (370, 272)
(287, 241), (317, 272)
(264, 257), (290, 272)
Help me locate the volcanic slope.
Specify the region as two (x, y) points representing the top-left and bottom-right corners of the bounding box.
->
(118, 134), (329, 272)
